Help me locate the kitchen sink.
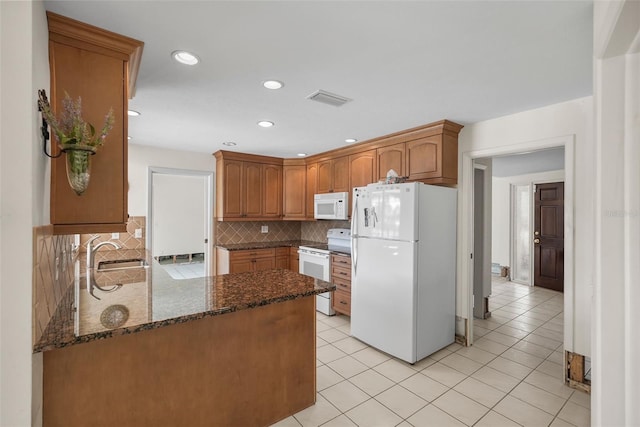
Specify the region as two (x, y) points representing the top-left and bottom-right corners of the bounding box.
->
(96, 258), (149, 271)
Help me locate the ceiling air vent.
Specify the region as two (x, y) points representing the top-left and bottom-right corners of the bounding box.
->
(306, 90), (352, 107)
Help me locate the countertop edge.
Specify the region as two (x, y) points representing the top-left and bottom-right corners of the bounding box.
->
(33, 282), (335, 353)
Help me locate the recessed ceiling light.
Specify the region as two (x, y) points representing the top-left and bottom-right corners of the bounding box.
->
(263, 80), (284, 90)
(222, 141), (237, 146)
(297, 153), (307, 157)
(127, 136), (132, 140)
(128, 110), (140, 116)
(345, 138), (357, 143)
(257, 121), (274, 128)
(171, 50), (199, 65)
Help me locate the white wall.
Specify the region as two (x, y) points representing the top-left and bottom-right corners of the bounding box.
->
(592, 1), (640, 424)
(1, 2), (48, 425)
(457, 96), (593, 356)
(492, 169), (565, 268)
(127, 144), (215, 216)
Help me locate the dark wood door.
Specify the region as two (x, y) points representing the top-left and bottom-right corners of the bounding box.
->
(534, 182), (564, 292)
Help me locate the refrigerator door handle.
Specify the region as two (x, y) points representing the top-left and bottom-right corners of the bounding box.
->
(351, 195), (358, 275)
(353, 237), (358, 276)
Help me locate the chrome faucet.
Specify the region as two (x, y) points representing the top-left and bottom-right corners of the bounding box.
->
(85, 236), (123, 300)
(86, 236), (121, 269)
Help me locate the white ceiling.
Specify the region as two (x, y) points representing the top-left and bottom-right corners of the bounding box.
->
(43, 1), (593, 158)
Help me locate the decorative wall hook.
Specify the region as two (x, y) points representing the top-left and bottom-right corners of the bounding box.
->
(38, 89), (62, 158)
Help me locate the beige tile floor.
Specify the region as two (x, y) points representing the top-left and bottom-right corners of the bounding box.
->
(272, 279), (590, 427)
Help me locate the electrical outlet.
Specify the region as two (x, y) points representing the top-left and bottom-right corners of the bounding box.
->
(261, 225), (268, 233)
(134, 228), (143, 238)
(111, 232), (120, 240)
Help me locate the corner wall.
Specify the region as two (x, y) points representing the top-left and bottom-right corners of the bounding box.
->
(1, 2), (49, 425)
(592, 1), (640, 424)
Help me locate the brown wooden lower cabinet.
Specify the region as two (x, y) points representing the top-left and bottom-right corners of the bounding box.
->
(43, 297), (316, 427)
(276, 247), (290, 269)
(331, 254), (351, 316)
(290, 246), (300, 272)
(216, 246), (300, 275)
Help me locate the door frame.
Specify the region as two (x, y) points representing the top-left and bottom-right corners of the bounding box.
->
(147, 167), (214, 276)
(460, 134), (574, 347)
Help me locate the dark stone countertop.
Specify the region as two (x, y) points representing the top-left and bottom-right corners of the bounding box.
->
(216, 240), (322, 251)
(33, 249), (335, 353)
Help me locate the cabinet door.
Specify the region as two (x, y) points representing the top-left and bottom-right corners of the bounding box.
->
(283, 165), (306, 219)
(350, 150), (377, 189)
(317, 160), (333, 193)
(229, 259), (255, 274)
(243, 162), (263, 217)
(263, 164), (282, 218)
(275, 255), (289, 270)
(290, 247), (300, 272)
(377, 143), (405, 180)
(254, 257), (276, 271)
(406, 136), (441, 181)
(221, 160), (244, 218)
(333, 156), (350, 193)
(47, 14), (142, 234)
(306, 163), (318, 219)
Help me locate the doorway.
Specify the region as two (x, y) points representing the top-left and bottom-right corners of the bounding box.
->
(461, 136), (574, 347)
(148, 167), (214, 277)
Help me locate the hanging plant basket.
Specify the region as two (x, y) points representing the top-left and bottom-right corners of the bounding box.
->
(60, 144), (97, 195)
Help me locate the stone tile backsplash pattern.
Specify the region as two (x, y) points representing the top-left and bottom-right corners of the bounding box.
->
(301, 220), (351, 243)
(79, 216), (146, 251)
(215, 221), (301, 245)
(215, 220), (351, 245)
(33, 225), (75, 346)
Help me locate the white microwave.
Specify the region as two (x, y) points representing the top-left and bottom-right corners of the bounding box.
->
(314, 192), (349, 220)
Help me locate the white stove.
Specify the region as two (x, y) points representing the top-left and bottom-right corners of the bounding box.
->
(299, 229), (351, 315)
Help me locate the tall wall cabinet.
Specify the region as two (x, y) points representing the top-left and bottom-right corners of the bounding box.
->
(214, 151), (283, 221)
(47, 12), (144, 234)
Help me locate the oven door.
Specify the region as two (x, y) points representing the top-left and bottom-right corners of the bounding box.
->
(298, 249), (334, 315)
(298, 250), (330, 281)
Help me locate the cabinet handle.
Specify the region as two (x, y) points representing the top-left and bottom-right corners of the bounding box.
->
(339, 272), (348, 276)
(340, 301), (347, 305)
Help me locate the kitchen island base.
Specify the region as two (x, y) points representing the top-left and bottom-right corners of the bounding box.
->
(43, 297), (315, 427)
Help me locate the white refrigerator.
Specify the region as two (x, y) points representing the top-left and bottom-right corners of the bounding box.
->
(351, 182), (457, 364)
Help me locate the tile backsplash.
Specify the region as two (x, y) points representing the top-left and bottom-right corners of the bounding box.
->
(215, 221), (301, 245)
(33, 225), (75, 346)
(215, 219), (351, 245)
(79, 216), (146, 251)
(301, 220), (351, 243)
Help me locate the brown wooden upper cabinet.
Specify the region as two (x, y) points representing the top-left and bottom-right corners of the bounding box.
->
(317, 156), (349, 194)
(350, 150), (377, 190)
(306, 163), (318, 219)
(405, 129), (460, 185)
(47, 12), (144, 235)
(214, 120), (461, 222)
(377, 143), (406, 181)
(214, 151), (283, 221)
(282, 162), (306, 220)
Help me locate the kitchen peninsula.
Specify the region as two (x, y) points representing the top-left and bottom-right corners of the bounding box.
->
(35, 249), (334, 427)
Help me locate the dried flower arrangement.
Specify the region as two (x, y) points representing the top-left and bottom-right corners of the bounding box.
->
(38, 90), (115, 148)
(37, 90), (116, 195)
